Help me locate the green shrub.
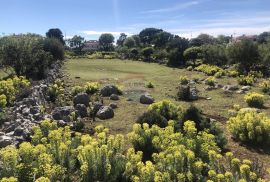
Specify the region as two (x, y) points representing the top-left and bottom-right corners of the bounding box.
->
(205, 76), (216, 86)
(84, 82), (99, 95)
(71, 86), (84, 96)
(137, 110), (168, 128)
(228, 110), (270, 144)
(244, 92), (265, 108)
(0, 76), (30, 106)
(47, 79), (65, 103)
(145, 81), (154, 88)
(176, 85), (191, 101)
(259, 80), (270, 93)
(194, 64), (223, 76)
(0, 95), (7, 109)
(214, 71), (224, 78)
(179, 76), (189, 85)
(237, 75), (256, 86)
(148, 100), (183, 120)
(226, 70), (239, 77)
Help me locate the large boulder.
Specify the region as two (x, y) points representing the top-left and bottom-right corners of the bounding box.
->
(93, 102), (103, 113)
(75, 104), (88, 118)
(97, 106), (114, 120)
(189, 87), (198, 100)
(73, 93), (90, 106)
(140, 93), (154, 104)
(52, 106), (75, 122)
(100, 85), (121, 97)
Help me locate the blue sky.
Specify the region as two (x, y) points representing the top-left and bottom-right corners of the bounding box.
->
(1, 0), (270, 40)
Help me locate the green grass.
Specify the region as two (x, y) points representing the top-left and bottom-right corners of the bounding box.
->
(63, 58), (270, 179)
(0, 67), (14, 80)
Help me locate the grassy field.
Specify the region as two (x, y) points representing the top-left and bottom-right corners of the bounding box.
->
(63, 58), (270, 178)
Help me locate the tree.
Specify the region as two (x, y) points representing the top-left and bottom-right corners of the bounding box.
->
(46, 28), (65, 45)
(43, 38), (64, 61)
(258, 42), (270, 75)
(153, 31), (173, 48)
(142, 47), (154, 61)
(123, 37), (136, 48)
(0, 34), (53, 79)
(217, 35), (231, 44)
(226, 38), (259, 73)
(131, 35), (141, 47)
(257, 32), (270, 44)
(189, 33), (215, 46)
(139, 28), (163, 45)
(69, 35), (85, 54)
(201, 44), (228, 66)
(167, 36), (189, 66)
(116, 33), (127, 46)
(99, 33), (114, 51)
(183, 47), (202, 65)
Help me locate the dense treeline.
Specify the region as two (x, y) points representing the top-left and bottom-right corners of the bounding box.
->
(0, 29), (64, 79)
(67, 28), (270, 76)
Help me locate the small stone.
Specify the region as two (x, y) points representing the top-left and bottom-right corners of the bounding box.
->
(73, 93), (90, 106)
(109, 102), (118, 109)
(140, 93), (154, 104)
(75, 104), (88, 118)
(0, 136), (13, 148)
(241, 86), (251, 91)
(97, 106), (114, 120)
(110, 94), (119, 100)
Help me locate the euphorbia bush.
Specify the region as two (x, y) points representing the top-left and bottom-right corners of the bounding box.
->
(0, 76), (30, 106)
(195, 64), (223, 76)
(228, 109), (270, 144)
(148, 100), (183, 120)
(84, 82), (99, 95)
(244, 92), (265, 108)
(238, 74), (256, 86)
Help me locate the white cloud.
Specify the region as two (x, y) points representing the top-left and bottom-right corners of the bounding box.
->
(141, 1), (199, 14)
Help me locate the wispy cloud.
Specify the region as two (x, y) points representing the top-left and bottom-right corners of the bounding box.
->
(141, 1), (199, 14)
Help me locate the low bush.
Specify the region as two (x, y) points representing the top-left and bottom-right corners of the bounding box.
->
(205, 76), (216, 86)
(145, 81), (154, 88)
(0, 120), (265, 181)
(0, 76), (30, 106)
(71, 86), (84, 96)
(244, 92), (265, 108)
(214, 71), (224, 78)
(260, 80), (270, 93)
(179, 75), (189, 85)
(148, 100), (183, 120)
(176, 85), (191, 101)
(228, 109), (270, 144)
(237, 74), (256, 86)
(226, 70), (239, 77)
(47, 79), (65, 103)
(137, 110), (168, 128)
(84, 82), (99, 95)
(195, 64), (223, 76)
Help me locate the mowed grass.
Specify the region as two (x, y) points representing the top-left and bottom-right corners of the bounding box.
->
(63, 58), (270, 179)
(64, 58), (270, 122)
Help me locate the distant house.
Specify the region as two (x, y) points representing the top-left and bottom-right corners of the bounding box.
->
(82, 40), (100, 52)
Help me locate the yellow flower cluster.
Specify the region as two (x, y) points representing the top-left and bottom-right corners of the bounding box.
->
(47, 79), (65, 103)
(244, 92), (265, 108)
(259, 80), (270, 93)
(0, 76), (30, 107)
(148, 100), (183, 120)
(0, 119), (266, 181)
(228, 109), (270, 144)
(237, 74), (256, 86)
(195, 64), (223, 76)
(205, 76), (216, 86)
(179, 76), (189, 85)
